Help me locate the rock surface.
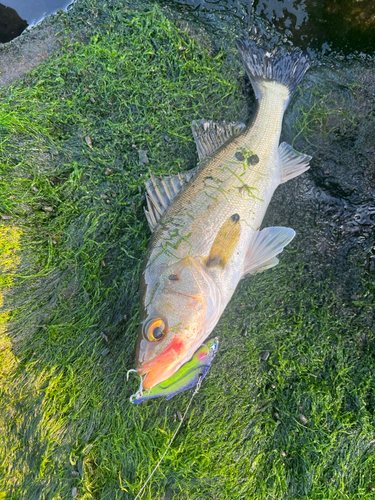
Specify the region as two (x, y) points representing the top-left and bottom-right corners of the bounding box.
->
(0, 3), (28, 43)
(0, 22), (61, 87)
(273, 60), (375, 299)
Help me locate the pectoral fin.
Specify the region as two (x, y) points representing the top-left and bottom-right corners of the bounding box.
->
(243, 227), (295, 277)
(279, 142), (311, 184)
(206, 214), (241, 268)
(248, 256), (280, 275)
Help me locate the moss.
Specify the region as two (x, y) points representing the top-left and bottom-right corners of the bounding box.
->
(0, 225), (21, 404)
(0, 2), (375, 499)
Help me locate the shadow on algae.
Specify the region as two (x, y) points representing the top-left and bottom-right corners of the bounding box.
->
(1, 1), (375, 499)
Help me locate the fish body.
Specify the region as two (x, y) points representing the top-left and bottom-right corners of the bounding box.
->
(134, 40), (311, 395)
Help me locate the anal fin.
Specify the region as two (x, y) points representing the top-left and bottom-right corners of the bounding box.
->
(279, 142), (311, 184)
(243, 227), (295, 277)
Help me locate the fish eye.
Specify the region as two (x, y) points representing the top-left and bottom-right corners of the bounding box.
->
(144, 318), (167, 342)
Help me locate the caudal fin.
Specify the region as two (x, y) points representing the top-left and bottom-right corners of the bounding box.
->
(236, 39), (309, 105)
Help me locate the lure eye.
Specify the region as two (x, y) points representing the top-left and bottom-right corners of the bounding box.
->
(144, 318), (167, 342)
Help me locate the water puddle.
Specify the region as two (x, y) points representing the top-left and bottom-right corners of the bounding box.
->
(0, 0), (73, 43)
(253, 0), (375, 56)
(169, 0), (375, 57)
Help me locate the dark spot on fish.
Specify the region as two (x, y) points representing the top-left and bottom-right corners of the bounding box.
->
(204, 176), (213, 181)
(235, 152), (245, 161)
(231, 213), (240, 223)
(237, 185), (245, 195)
(206, 256), (221, 268)
(169, 274), (180, 281)
(247, 154), (259, 165)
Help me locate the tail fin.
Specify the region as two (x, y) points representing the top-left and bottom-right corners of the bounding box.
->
(236, 39), (309, 105)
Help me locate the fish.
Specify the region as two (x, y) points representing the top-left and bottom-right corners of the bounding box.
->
(131, 39), (311, 400)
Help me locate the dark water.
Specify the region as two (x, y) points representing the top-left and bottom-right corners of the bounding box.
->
(171, 0), (375, 56)
(256, 0), (375, 55)
(0, 0), (73, 43)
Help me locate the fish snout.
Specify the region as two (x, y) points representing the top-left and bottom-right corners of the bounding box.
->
(137, 337), (186, 390)
(138, 364), (170, 391)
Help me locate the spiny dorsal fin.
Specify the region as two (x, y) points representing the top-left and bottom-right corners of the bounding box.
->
(144, 167), (198, 232)
(191, 119), (246, 160)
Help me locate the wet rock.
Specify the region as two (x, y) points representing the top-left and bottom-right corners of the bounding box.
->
(0, 24), (59, 87)
(261, 351), (270, 361)
(299, 414), (308, 424)
(268, 58), (375, 299)
(0, 4), (28, 44)
(138, 150), (149, 165)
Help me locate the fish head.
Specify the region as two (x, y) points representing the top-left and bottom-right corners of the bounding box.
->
(136, 255), (221, 390)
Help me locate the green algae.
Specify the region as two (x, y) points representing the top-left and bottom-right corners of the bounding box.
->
(0, 1), (375, 499)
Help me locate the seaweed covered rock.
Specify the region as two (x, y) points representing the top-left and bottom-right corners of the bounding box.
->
(272, 59), (375, 299)
(1, 1), (375, 498)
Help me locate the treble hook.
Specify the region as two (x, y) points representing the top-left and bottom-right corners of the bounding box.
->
(126, 369), (146, 403)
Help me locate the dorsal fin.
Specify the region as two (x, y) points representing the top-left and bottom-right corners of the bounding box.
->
(144, 168), (198, 232)
(191, 119), (246, 160)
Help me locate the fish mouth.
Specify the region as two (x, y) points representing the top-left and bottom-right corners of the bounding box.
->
(137, 337), (188, 390)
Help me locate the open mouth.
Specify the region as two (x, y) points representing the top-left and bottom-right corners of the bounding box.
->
(129, 338), (219, 404)
(138, 337), (186, 390)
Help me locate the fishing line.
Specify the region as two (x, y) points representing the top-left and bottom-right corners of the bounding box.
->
(133, 374), (203, 500)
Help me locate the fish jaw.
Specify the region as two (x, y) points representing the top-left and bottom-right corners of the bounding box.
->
(138, 336), (192, 390)
(131, 338), (219, 404)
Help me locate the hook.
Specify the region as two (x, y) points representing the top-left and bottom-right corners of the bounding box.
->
(127, 369), (146, 402)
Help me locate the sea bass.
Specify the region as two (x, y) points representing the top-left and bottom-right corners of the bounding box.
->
(133, 39), (311, 398)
